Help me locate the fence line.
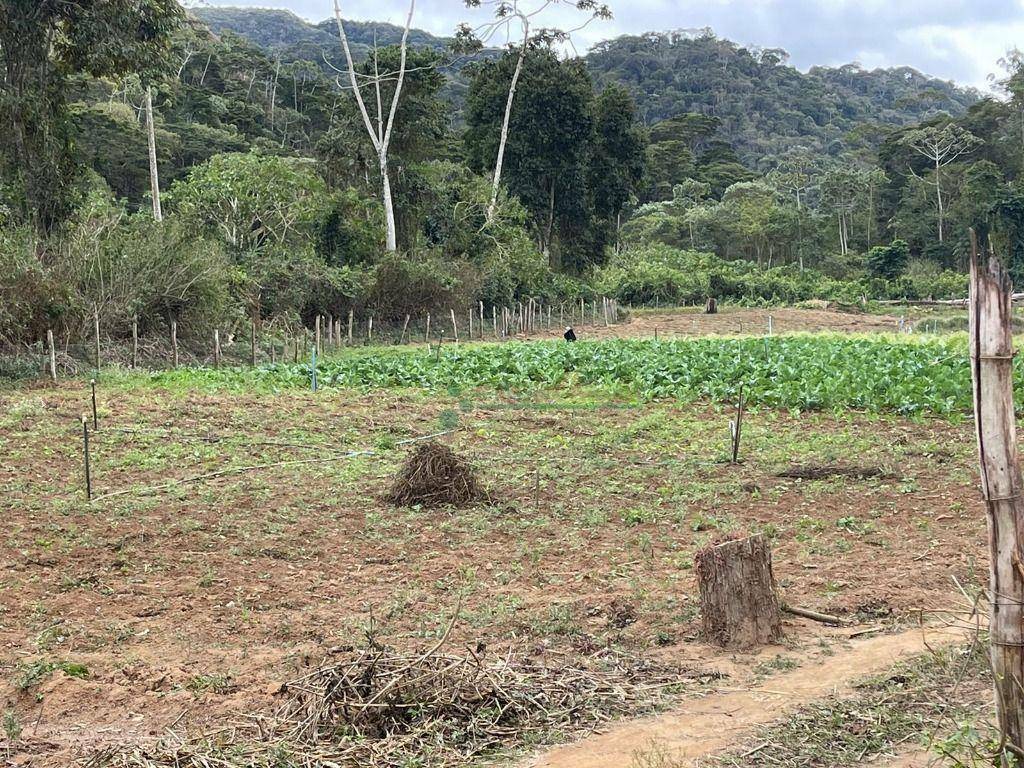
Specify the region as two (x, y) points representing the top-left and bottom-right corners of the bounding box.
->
(13, 298), (621, 382)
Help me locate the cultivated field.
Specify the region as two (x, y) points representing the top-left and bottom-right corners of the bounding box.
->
(0, 306), (994, 766)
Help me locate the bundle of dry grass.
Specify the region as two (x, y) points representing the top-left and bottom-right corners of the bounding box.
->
(383, 441), (484, 508)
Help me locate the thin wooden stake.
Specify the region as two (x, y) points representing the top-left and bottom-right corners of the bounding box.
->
(90, 378), (98, 430)
(367, 316), (373, 341)
(315, 315), (322, 356)
(171, 320), (178, 368)
(400, 314), (411, 344)
(347, 309), (354, 345)
(47, 329), (57, 383)
(250, 321), (257, 367)
(730, 384), (745, 464)
(450, 308), (458, 343)
(492, 306), (498, 339)
(93, 308), (101, 370)
(214, 329), (221, 368)
(131, 317), (138, 369)
(82, 416), (92, 501)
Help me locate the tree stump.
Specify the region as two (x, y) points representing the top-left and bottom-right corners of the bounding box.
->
(695, 534), (783, 648)
(704, 297), (718, 314)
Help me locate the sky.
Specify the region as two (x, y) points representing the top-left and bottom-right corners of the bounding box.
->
(192, 0), (1024, 91)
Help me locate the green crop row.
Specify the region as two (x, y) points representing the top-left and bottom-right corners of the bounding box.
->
(127, 334), (990, 417)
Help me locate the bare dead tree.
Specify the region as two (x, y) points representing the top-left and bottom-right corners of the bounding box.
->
(900, 124), (982, 242)
(333, 0), (416, 252)
(144, 86), (162, 222)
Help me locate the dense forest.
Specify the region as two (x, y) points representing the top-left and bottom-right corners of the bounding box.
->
(2, 2), (1024, 349)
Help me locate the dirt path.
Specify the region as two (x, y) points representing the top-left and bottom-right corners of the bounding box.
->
(527, 625), (967, 768)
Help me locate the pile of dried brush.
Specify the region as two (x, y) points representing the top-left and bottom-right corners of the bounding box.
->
(383, 441), (485, 508)
(87, 632), (718, 768)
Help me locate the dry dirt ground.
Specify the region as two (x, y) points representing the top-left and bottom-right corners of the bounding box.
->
(503, 305), (940, 342)
(0, 308), (988, 766)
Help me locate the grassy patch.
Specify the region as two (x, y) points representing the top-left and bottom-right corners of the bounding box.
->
(717, 642), (993, 767)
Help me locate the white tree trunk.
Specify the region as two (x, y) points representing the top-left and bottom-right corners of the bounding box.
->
(333, 0), (415, 252)
(487, 40), (527, 221)
(145, 87), (162, 222)
(381, 154), (397, 252)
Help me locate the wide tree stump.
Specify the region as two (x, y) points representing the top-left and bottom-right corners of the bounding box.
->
(695, 534), (783, 648)
(704, 297), (718, 314)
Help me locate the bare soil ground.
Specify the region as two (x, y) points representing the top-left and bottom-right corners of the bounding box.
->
(0, 307), (989, 765)
(510, 305), (921, 341)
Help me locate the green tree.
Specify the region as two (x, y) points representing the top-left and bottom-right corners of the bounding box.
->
(866, 239), (910, 279)
(0, 0), (183, 232)
(465, 47), (595, 268)
(589, 84), (647, 255)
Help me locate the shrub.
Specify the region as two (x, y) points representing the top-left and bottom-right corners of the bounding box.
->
(866, 239), (910, 279)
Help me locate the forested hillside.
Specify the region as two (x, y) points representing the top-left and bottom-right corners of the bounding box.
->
(196, 9), (979, 163)
(3, 1), (1023, 353)
(586, 30), (978, 163)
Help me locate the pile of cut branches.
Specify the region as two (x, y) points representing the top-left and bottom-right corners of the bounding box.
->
(87, 635), (718, 768)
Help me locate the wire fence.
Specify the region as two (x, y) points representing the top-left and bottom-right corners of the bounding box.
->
(0, 297), (623, 381)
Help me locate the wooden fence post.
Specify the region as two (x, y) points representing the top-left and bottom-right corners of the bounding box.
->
(425, 313), (431, 343)
(450, 308), (458, 343)
(492, 306), (498, 339)
(93, 308), (101, 370)
(47, 330), (57, 383)
(347, 309), (354, 345)
(969, 229), (1024, 753)
(171, 320), (178, 368)
(468, 308), (474, 340)
(214, 329), (221, 368)
(315, 315), (321, 356)
(132, 317), (139, 369)
(367, 316), (373, 342)
(250, 320), (257, 367)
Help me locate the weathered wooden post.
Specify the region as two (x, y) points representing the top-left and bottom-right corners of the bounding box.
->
(315, 315), (321, 356)
(93, 308), (101, 370)
(969, 229), (1024, 754)
(47, 330), (57, 384)
(450, 308), (458, 343)
(170, 320), (178, 368)
(81, 416), (92, 501)
(213, 329), (221, 368)
(132, 317), (139, 369)
(492, 306), (498, 339)
(400, 314), (411, 344)
(347, 309), (354, 345)
(250, 320), (257, 367)
(425, 312), (431, 343)
(695, 534), (783, 649)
